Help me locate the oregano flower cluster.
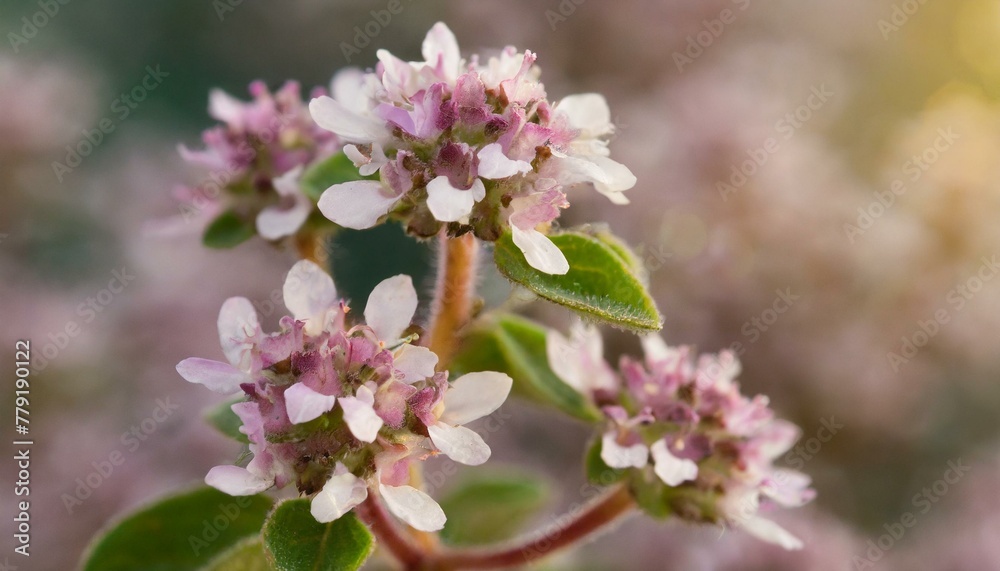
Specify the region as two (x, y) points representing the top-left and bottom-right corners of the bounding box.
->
(177, 260), (512, 531)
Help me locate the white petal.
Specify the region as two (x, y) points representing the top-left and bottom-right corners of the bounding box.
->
(740, 516), (804, 550)
(310, 464), (368, 523)
(256, 197), (311, 240)
(555, 93), (612, 135)
(331, 68), (370, 114)
(364, 274), (418, 342)
(318, 180), (399, 229)
(589, 155), (636, 195)
(379, 483), (447, 532)
(176, 358), (249, 394)
(428, 422), (491, 466)
(640, 335), (674, 364)
(651, 439), (699, 486)
(208, 89), (244, 124)
(284, 383), (337, 424)
(257, 165), (309, 239)
(340, 386), (384, 443)
(309, 96), (389, 143)
(421, 22), (460, 81)
(511, 225), (569, 275)
(393, 344), (439, 383)
(440, 371), (512, 426)
(477, 143), (532, 179)
(283, 260), (337, 325)
(601, 431), (649, 469)
(426, 176), (477, 222)
(218, 297), (260, 370)
(545, 326), (588, 392)
(273, 165), (303, 197)
(205, 465), (272, 496)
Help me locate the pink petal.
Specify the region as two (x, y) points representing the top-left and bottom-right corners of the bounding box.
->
(284, 383), (337, 424)
(421, 22), (461, 82)
(364, 274), (418, 342)
(477, 143), (532, 179)
(393, 344), (439, 383)
(217, 297), (260, 370)
(308, 95), (389, 143)
(175, 358), (249, 394)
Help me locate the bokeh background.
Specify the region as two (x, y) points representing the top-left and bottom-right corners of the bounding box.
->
(3, 1), (1000, 569)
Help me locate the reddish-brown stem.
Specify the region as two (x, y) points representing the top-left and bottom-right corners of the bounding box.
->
(295, 231), (327, 266)
(425, 232), (479, 369)
(427, 484), (636, 570)
(356, 495), (429, 570)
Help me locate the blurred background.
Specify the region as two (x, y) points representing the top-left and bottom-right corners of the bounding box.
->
(2, 1), (999, 569)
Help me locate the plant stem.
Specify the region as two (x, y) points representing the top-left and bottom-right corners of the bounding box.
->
(425, 232), (479, 369)
(295, 231), (328, 266)
(428, 484), (636, 570)
(357, 496), (428, 571)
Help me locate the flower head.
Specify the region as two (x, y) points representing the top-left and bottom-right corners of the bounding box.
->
(178, 260), (512, 530)
(547, 324), (815, 549)
(310, 22), (636, 274)
(170, 81), (340, 240)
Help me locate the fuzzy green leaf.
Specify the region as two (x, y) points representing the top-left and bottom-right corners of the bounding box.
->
(205, 398), (249, 444)
(261, 499), (373, 571)
(451, 313), (602, 423)
(201, 539), (272, 571)
(81, 487), (274, 571)
(493, 230), (662, 331)
(203, 210), (256, 248)
(300, 152), (378, 201)
(440, 473), (549, 545)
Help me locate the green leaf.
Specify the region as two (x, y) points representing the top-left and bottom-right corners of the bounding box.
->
(440, 473), (549, 545)
(261, 499), (374, 571)
(451, 313), (602, 423)
(205, 398), (249, 444)
(203, 210), (256, 248)
(81, 487), (274, 571)
(585, 436), (628, 486)
(493, 230), (662, 331)
(300, 152), (378, 201)
(201, 539), (272, 571)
